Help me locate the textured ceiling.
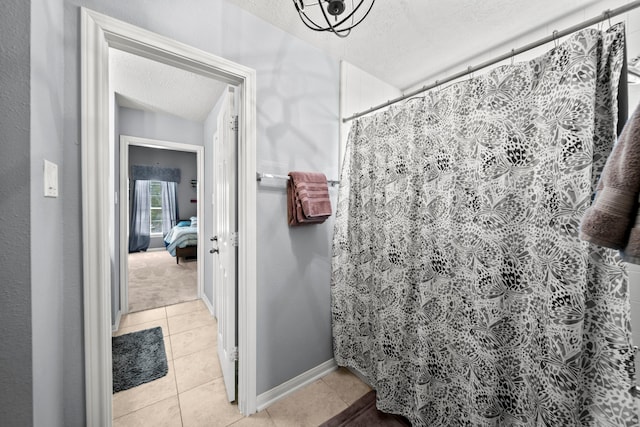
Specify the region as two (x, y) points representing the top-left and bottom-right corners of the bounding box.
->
(110, 48), (227, 122)
(108, 1), (637, 121)
(227, 0), (605, 90)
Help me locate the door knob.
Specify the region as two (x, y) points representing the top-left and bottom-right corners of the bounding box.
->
(210, 236), (218, 241)
(210, 248), (219, 254)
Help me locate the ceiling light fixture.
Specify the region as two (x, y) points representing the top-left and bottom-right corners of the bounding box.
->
(292, 0), (375, 38)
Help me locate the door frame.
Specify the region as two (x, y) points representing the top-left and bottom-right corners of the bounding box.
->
(213, 87), (239, 402)
(81, 8), (257, 426)
(119, 135), (205, 315)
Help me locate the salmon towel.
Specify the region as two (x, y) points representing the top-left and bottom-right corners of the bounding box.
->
(287, 171), (332, 226)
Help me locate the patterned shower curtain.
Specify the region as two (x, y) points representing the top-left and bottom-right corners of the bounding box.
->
(331, 24), (636, 426)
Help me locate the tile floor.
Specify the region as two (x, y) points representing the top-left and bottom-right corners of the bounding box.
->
(113, 299), (371, 427)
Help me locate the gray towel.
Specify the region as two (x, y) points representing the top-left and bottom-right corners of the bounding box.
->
(580, 102), (640, 263)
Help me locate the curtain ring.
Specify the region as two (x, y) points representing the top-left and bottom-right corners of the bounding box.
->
(510, 49), (515, 66)
(607, 10), (612, 27)
(552, 30), (559, 48)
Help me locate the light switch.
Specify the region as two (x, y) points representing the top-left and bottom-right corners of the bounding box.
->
(44, 160), (58, 198)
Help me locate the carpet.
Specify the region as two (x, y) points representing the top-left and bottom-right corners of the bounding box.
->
(112, 327), (168, 393)
(128, 250), (197, 313)
(320, 390), (412, 426)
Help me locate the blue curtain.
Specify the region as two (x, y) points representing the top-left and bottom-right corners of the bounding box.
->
(129, 180), (150, 252)
(130, 165), (181, 183)
(161, 181), (179, 237)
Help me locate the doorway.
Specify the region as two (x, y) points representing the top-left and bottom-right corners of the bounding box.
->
(81, 8), (258, 426)
(118, 136), (205, 317)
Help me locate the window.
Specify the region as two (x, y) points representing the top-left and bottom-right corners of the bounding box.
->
(150, 180), (163, 235)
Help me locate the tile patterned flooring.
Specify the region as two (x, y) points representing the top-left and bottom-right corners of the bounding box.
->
(113, 299), (372, 426)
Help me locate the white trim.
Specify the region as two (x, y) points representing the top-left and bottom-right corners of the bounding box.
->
(236, 57), (258, 418)
(118, 137), (129, 316)
(81, 8), (258, 426)
(120, 135), (205, 315)
(111, 310), (122, 333)
(82, 10), (113, 427)
(256, 359), (338, 412)
(202, 294), (215, 317)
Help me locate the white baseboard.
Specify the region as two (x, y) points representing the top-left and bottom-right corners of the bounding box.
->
(202, 294), (215, 317)
(112, 310), (122, 332)
(256, 358), (337, 412)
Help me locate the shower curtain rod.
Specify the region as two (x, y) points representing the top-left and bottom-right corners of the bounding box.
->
(342, 0), (640, 123)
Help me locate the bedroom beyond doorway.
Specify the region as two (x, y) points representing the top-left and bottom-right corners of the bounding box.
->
(128, 250), (197, 313)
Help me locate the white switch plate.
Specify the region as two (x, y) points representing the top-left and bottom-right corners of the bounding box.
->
(44, 160), (58, 198)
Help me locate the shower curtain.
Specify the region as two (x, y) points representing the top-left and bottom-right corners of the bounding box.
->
(331, 24), (636, 426)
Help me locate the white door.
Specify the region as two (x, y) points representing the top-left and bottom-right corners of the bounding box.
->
(213, 87), (238, 402)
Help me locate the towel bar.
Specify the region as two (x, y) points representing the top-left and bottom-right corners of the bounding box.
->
(256, 172), (340, 186)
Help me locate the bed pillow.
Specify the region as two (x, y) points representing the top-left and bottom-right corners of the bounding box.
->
(177, 220), (191, 227)
(190, 216), (198, 227)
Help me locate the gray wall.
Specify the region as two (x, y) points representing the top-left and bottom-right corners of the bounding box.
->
(1, 1), (33, 426)
(631, 83), (640, 113)
(31, 0), (66, 425)
(249, 22), (340, 392)
(62, 1), (338, 421)
(118, 106), (204, 148)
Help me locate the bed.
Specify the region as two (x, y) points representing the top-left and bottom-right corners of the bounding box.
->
(164, 217), (198, 264)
